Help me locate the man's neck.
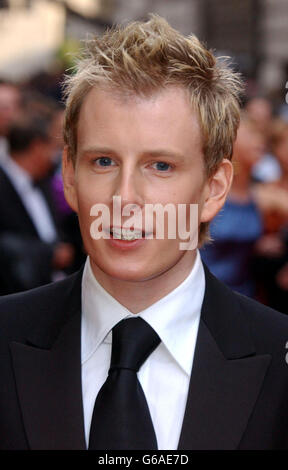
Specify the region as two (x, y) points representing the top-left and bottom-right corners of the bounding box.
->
(89, 250), (197, 313)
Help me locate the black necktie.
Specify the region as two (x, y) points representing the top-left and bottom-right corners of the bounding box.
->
(88, 317), (160, 450)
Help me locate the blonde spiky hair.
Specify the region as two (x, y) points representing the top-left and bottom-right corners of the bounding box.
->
(62, 14), (243, 243)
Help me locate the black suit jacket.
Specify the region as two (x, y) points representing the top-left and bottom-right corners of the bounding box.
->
(0, 167), (60, 294)
(0, 167), (60, 237)
(0, 265), (288, 450)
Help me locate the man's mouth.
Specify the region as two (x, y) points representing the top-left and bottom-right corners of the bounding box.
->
(109, 227), (150, 241)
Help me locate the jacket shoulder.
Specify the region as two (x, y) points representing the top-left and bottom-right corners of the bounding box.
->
(202, 264), (288, 358)
(235, 291), (288, 351)
(0, 269), (82, 341)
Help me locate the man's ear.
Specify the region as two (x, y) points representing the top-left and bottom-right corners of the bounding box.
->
(200, 158), (233, 223)
(62, 146), (78, 213)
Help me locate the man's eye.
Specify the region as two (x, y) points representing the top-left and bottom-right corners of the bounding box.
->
(95, 157), (115, 167)
(152, 161), (171, 171)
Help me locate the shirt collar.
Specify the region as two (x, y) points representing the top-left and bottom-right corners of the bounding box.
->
(81, 250), (205, 375)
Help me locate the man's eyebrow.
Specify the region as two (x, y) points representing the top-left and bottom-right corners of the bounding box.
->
(79, 146), (117, 156)
(143, 150), (186, 160)
(79, 147), (186, 160)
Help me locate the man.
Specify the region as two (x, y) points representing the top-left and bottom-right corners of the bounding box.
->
(0, 15), (288, 450)
(0, 115), (75, 294)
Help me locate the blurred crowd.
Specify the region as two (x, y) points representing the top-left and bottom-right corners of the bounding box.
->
(201, 95), (288, 315)
(0, 74), (85, 295)
(1, 72), (288, 315)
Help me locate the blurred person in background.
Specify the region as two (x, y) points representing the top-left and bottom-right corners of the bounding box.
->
(47, 101), (86, 271)
(201, 113), (265, 297)
(245, 97), (272, 135)
(21, 89), (64, 167)
(20, 90), (85, 273)
(0, 80), (22, 160)
(253, 118), (288, 313)
(0, 114), (76, 295)
(245, 96), (282, 183)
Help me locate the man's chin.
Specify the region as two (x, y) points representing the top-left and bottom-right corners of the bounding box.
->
(89, 258), (174, 284)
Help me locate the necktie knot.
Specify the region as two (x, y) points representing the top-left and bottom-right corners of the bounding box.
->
(110, 317), (160, 373)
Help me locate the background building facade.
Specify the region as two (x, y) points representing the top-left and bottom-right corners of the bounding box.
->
(0, 0), (287, 102)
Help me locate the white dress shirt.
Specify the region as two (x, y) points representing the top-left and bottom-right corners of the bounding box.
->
(0, 155), (57, 243)
(81, 250), (205, 450)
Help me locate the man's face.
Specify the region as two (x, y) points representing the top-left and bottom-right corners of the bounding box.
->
(63, 86), (230, 283)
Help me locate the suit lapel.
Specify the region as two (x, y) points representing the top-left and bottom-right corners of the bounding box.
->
(178, 320), (270, 450)
(178, 266), (271, 450)
(10, 270), (86, 450)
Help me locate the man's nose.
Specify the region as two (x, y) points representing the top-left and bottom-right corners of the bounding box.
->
(113, 168), (144, 208)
